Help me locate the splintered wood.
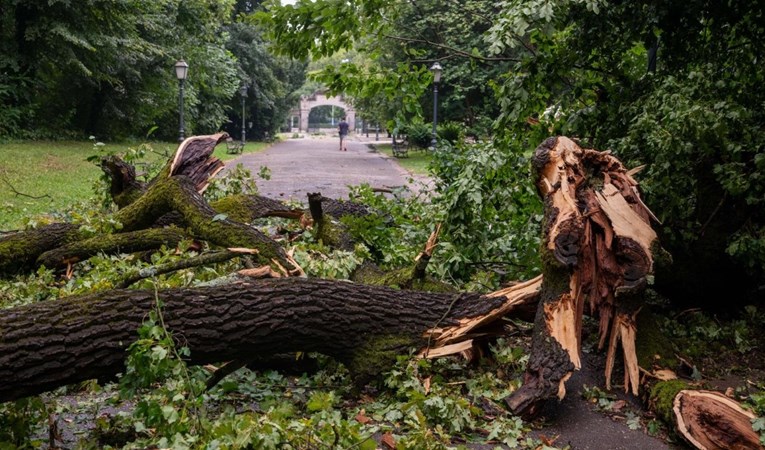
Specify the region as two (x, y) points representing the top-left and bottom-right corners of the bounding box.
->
(420, 275), (543, 358)
(170, 133), (226, 193)
(505, 136), (661, 415)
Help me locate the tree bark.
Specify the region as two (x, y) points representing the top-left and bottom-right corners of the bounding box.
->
(0, 278), (539, 403)
(99, 155), (146, 209)
(506, 136), (664, 416)
(36, 227), (187, 269)
(0, 223), (82, 274)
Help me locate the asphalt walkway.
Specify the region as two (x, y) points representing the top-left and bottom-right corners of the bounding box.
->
(226, 134), (427, 202)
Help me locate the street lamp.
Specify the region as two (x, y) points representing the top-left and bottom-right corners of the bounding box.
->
(429, 62), (442, 150)
(239, 84), (248, 145)
(175, 59), (189, 142)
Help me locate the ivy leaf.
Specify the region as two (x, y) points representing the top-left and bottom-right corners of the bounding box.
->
(752, 417), (765, 432)
(212, 214), (228, 222)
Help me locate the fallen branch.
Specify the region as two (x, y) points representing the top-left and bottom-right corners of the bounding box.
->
(0, 171), (52, 200)
(116, 248), (250, 288)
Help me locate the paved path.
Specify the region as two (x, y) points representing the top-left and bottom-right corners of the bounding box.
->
(226, 135), (426, 203)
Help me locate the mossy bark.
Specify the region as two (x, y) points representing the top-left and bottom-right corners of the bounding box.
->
(635, 307), (678, 369)
(0, 223), (83, 275)
(114, 176), (290, 267)
(210, 194), (303, 224)
(309, 192), (355, 251)
(649, 379), (691, 424)
(36, 227), (186, 269)
(352, 264), (455, 293)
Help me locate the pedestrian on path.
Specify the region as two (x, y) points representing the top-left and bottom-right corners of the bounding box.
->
(338, 117), (349, 151)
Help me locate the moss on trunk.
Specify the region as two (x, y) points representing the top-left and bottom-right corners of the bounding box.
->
(113, 176), (290, 268)
(649, 379), (692, 424)
(0, 223), (83, 275)
(36, 227), (187, 269)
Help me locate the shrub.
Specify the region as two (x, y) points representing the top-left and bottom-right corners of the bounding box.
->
(437, 121), (464, 144)
(402, 121), (432, 149)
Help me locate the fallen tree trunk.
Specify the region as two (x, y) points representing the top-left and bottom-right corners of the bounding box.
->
(672, 390), (762, 450)
(649, 381), (763, 450)
(0, 277), (540, 403)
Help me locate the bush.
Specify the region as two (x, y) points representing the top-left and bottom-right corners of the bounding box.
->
(402, 121), (432, 149)
(437, 121), (464, 144)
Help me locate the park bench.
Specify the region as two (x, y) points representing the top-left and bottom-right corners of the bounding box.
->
(392, 135), (409, 158)
(226, 138), (244, 154)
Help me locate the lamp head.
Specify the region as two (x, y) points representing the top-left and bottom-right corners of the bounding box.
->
(429, 62), (442, 83)
(174, 60), (189, 80)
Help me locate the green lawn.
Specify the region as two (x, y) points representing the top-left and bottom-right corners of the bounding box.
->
(0, 140), (270, 230)
(373, 143), (432, 175)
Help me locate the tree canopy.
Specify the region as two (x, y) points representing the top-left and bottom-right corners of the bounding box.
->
(0, 0), (304, 141)
(262, 0), (765, 302)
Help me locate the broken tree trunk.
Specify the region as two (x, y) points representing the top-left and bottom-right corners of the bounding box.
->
(0, 134), (300, 276)
(649, 381), (764, 450)
(0, 277), (540, 403)
(672, 390), (762, 450)
(506, 136), (664, 416)
(99, 155), (147, 209)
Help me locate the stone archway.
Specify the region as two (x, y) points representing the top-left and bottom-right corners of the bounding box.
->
(296, 91), (355, 132)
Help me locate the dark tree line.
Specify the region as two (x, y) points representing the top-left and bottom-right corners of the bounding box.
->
(0, 0), (305, 141)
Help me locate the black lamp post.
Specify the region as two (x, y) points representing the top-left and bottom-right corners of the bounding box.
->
(429, 62), (442, 150)
(175, 60), (189, 143)
(239, 84), (248, 145)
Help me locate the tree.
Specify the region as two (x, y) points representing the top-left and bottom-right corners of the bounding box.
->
(485, 0), (765, 304)
(261, 0), (765, 303)
(0, 0), (308, 141)
(223, 20), (306, 140)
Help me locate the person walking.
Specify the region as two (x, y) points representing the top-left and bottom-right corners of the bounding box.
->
(338, 117), (349, 151)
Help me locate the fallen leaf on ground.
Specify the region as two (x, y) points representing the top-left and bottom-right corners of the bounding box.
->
(354, 409), (372, 425)
(381, 432), (396, 449)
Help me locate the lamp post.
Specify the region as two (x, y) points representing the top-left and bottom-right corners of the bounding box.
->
(174, 60), (189, 143)
(239, 84), (248, 145)
(429, 62), (442, 150)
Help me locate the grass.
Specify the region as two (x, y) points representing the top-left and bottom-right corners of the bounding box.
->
(0, 139), (271, 230)
(373, 143), (433, 175)
(213, 141), (270, 162)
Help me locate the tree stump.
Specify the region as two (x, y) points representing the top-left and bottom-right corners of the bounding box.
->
(506, 136), (663, 416)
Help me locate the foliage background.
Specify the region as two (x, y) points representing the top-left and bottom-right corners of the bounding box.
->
(0, 0), (304, 142)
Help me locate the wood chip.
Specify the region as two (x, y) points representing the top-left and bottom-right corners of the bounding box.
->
(227, 247), (259, 254)
(653, 369), (678, 381)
